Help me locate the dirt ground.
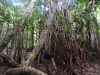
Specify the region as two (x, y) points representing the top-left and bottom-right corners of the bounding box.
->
(0, 51), (100, 75)
(33, 61), (100, 75)
(74, 61), (100, 75)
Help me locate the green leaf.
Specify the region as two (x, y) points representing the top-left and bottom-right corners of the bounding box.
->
(76, 34), (85, 42)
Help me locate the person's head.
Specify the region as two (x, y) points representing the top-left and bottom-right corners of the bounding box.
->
(42, 50), (53, 60)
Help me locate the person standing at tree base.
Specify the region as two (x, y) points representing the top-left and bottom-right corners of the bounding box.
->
(41, 50), (57, 74)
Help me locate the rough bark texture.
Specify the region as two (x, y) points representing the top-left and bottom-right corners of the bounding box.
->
(0, 53), (20, 67)
(25, 30), (48, 66)
(6, 67), (48, 75)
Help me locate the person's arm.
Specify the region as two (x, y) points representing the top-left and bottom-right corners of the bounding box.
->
(42, 53), (46, 65)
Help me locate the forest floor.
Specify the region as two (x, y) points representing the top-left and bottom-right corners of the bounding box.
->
(73, 61), (100, 75)
(0, 52), (100, 75)
(26, 52), (100, 75)
(32, 61), (100, 75)
(0, 61), (100, 75)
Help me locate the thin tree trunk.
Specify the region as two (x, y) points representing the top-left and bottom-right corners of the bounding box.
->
(26, 26), (28, 48)
(16, 28), (23, 64)
(25, 30), (48, 66)
(31, 25), (34, 50)
(11, 36), (17, 60)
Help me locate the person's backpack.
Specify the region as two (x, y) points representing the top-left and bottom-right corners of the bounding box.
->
(44, 50), (53, 60)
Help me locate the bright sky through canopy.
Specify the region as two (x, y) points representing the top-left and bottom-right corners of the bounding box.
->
(12, 0), (36, 6)
(12, 0), (23, 6)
